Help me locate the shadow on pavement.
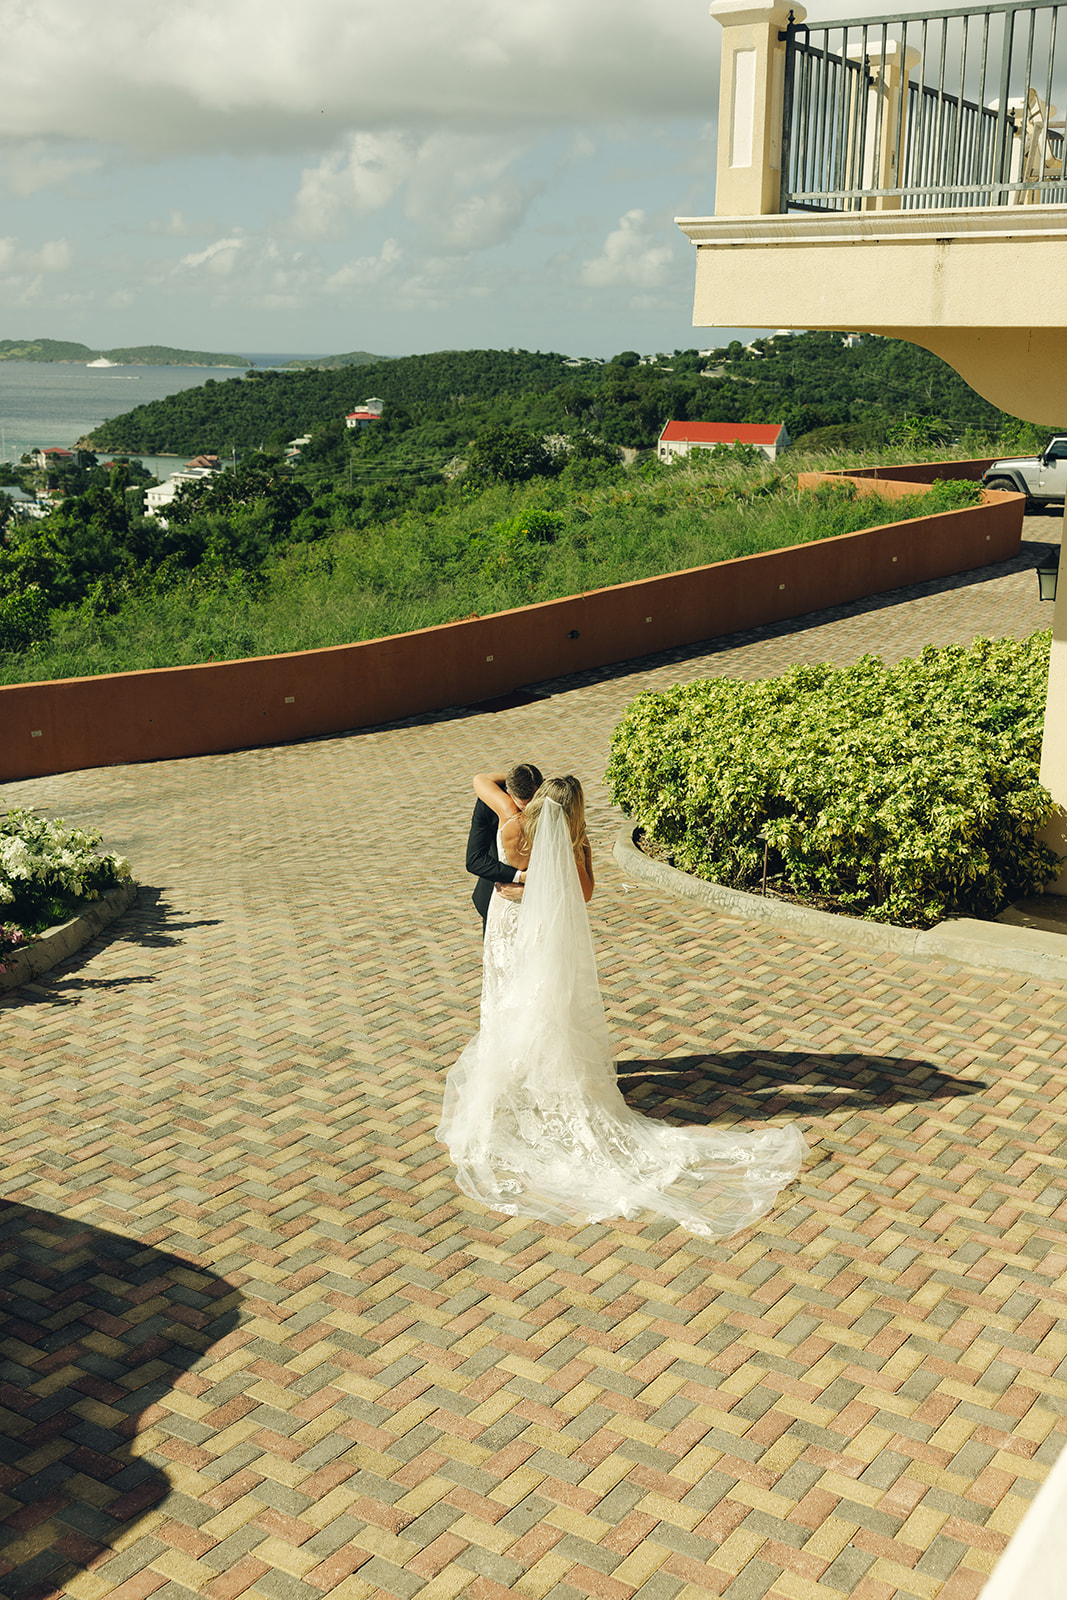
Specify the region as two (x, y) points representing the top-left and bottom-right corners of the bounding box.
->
(617, 1050), (984, 1121)
(0, 890), (223, 1010)
(116, 888), (223, 949)
(0, 1203), (241, 1600)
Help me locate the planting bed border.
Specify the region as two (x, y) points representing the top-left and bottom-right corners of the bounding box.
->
(613, 826), (1067, 983)
(0, 880), (138, 993)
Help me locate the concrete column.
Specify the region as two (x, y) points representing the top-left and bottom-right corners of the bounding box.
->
(849, 41), (920, 211)
(1040, 519), (1067, 890)
(711, 0), (805, 216)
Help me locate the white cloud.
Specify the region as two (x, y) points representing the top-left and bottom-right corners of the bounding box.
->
(580, 210), (677, 290)
(295, 129), (543, 253)
(294, 133), (412, 233)
(0, 236), (71, 274)
(326, 238), (404, 293)
(0, 2), (717, 161)
(147, 210), (210, 238)
(39, 238), (72, 272)
(180, 237), (243, 274)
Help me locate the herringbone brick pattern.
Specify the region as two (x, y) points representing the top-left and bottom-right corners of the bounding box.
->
(1, 523), (1064, 1600)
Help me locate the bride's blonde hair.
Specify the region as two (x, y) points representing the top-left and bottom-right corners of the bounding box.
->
(520, 775), (586, 856)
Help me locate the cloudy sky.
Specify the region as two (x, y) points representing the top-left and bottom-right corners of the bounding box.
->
(0, 0), (754, 360)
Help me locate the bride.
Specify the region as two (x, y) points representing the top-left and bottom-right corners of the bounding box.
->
(438, 773), (806, 1238)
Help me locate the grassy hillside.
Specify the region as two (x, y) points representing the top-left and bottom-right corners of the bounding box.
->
(0, 455), (982, 685)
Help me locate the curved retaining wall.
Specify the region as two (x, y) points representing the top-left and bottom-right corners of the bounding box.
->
(796, 457), (1001, 501)
(1, 467), (1022, 781)
(799, 456), (995, 490)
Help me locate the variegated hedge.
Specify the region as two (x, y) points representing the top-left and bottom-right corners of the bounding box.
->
(607, 633), (1057, 929)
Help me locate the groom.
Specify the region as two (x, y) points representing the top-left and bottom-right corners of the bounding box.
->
(466, 761), (543, 933)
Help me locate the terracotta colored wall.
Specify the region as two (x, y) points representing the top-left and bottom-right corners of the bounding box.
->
(1, 486), (1022, 782)
(797, 458), (1001, 500)
(825, 457), (995, 484)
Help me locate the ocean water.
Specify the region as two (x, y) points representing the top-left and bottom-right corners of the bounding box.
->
(0, 355), (318, 473)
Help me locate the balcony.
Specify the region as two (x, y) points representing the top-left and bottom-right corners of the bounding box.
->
(781, 2), (1065, 213)
(677, 0), (1067, 419)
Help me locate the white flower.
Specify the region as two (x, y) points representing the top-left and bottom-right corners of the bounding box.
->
(0, 839), (32, 878)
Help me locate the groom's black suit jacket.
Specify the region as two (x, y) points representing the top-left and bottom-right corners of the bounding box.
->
(466, 797), (519, 926)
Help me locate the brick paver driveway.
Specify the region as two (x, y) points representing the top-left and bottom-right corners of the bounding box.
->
(1, 516), (1065, 1600)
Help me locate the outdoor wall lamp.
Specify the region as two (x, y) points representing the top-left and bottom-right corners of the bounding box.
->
(1037, 547), (1060, 602)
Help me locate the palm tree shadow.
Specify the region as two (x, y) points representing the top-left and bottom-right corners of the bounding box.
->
(0, 1202), (241, 1600)
(616, 1050), (985, 1122)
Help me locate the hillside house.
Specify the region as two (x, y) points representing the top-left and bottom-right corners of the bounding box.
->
(32, 448), (75, 469)
(145, 463), (219, 518)
(657, 420), (789, 463)
(346, 398), (384, 429)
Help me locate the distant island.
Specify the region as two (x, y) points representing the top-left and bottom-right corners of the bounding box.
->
(0, 338), (251, 368)
(283, 350), (387, 370)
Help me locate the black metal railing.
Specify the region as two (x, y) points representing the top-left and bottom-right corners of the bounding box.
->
(781, 0), (1067, 210)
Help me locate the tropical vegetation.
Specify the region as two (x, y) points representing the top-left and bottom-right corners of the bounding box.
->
(607, 633), (1057, 929)
(0, 459), (981, 683)
(0, 335), (1049, 684)
(82, 333), (1045, 460)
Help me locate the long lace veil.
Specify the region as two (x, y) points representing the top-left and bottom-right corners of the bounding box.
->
(439, 798), (805, 1236)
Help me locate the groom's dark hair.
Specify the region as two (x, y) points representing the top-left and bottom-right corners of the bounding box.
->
(506, 762), (543, 802)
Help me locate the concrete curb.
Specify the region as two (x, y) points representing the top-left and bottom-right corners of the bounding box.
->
(613, 826), (1067, 982)
(1, 880), (139, 993)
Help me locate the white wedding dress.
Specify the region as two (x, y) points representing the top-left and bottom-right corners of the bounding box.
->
(438, 800), (806, 1238)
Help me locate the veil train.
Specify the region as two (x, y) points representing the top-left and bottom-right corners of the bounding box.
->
(438, 798), (805, 1238)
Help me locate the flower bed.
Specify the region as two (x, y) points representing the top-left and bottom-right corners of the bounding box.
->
(1, 809), (133, 963)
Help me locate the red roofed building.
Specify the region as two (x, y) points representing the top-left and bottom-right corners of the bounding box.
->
(346, 397), (385, 429)
(657, 420), (789, 464)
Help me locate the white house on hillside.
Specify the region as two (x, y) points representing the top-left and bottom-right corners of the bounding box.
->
(145, 464), (218, 518)
(346, 397), (385, 428)
(657, 420), (790, 463)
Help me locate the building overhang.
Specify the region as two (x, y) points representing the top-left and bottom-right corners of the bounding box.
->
(677, 206), (1067, 419)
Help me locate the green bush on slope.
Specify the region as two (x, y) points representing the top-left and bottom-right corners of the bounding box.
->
(606, 633), (1058, 929)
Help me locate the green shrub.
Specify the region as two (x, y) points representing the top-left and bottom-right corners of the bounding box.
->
(0, 808), (132, 932)
(921, 477), (982, 510)
(0, 587), (50, 652)
(606, 633), (1058, 928)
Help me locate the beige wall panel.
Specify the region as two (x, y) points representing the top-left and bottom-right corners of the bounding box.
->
(690, 234), (1067, 418)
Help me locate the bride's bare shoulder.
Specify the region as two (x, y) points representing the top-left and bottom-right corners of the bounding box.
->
(500, 812), (529, 867)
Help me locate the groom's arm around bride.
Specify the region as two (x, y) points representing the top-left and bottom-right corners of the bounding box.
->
(465, 761), (542, 931)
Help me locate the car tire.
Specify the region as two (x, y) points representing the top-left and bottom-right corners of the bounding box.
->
(983, 476), (1021, 494)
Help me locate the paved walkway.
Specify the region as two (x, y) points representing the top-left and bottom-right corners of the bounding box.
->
(1, 517), (1065, 1600)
